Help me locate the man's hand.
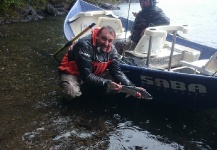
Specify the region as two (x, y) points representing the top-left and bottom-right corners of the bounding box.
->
(132, 12), (138, 17)
(141, 29), (146, 37)
(107, 81), (122, 93)
(134, 87), (145, 99)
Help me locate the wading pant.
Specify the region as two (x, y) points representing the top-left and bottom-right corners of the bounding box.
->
(60, 73), (82, 100)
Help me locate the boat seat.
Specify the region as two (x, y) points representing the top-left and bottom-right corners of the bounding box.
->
(125, 25), (189, 58)
(125, 29), (167, 58)
(96, 17), (130, 39)
(165, 41), (201, 62)
(180, 51), (217, 76)
(68, 10), (118, 39)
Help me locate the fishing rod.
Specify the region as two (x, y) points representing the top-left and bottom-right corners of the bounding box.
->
(125, 0), (131, 42)
(52, 23), (96, 62)
(122, 0), (131, 57)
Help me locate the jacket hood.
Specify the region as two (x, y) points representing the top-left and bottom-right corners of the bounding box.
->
(140, 0), (156, 8)
(91, 27), (112, 53)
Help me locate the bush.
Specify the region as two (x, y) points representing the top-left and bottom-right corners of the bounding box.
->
(1, 0), (23, 9)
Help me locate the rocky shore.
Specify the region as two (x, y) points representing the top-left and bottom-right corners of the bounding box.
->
(0, 0), (122, 24)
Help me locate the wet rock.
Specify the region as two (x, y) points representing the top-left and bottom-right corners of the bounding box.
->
(0, 2), (68, 24)
(98, 3), (120, 10)
(45, 3), (67, 16)
(20, 5), (44, 22)
(0, 1), (119, 24)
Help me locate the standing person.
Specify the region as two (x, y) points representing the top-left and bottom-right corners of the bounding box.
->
(131, 0), (170, 44)
(58, 26), (144, 100)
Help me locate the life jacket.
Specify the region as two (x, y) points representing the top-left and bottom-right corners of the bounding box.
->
(58, 52), (80, 76)
(58, 28), (112, 76)
(58, 50), (112, 76)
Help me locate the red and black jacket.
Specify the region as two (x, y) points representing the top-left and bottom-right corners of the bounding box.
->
(58, 35), (132, 87)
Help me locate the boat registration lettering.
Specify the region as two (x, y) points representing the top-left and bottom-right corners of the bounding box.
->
(140, 75), (207, 93)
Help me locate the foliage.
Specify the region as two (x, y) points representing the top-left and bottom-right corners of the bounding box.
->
(25, 0), (49, 9)
(0, 0), (49, 14)
(0, 0), (121, 16)
(0, 0), (23, 10)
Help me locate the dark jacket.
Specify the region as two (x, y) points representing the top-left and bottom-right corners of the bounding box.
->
(67, 35), (133, 87)
(131, 6), (170, 43)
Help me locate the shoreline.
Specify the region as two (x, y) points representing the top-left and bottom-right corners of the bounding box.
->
(0, 0), (137, 25)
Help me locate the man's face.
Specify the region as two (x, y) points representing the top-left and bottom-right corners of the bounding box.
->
(96, 29), (115, 52)
(140, 0), (151, 9)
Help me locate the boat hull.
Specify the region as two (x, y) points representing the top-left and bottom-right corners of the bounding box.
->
(120, 64), (217, 109)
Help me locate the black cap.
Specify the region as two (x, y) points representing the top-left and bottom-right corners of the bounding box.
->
(139, 0), (156, 6)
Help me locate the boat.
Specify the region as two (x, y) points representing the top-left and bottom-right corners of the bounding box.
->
(61, 0), (217, 109)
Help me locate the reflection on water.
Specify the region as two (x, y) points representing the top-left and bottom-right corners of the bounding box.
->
(1, 16), (217, 149)
(108, 121), (184, 150)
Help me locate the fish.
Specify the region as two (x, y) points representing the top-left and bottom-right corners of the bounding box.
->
(107, 84), (153, 100)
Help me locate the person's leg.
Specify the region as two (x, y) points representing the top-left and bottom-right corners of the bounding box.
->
(60, 73), (82, 100)
(114, 39), (137, 55)
(114, 40), (125, 55)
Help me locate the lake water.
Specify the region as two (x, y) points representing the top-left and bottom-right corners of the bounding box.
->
(1, 3), (217, 149)
(113, 0), (217, 48)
